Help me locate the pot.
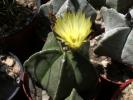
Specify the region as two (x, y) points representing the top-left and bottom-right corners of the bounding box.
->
(95, 75), (133, 100)
(22, 73), (32, 100)
(95, 75), (122, 100)
(0, 52), (24, 100)
(111, 79), (133, 100)
(22, 73), (47, 100)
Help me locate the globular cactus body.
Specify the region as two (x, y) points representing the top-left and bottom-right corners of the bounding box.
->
(24, 32), (98, 100)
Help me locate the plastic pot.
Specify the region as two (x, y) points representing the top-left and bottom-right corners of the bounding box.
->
(22, 73), (32, 100)
(95, 75), (122, 100)
(95, 75), (133, 100)
(22, 73), (45, 100)
(111, 79), (133, 100)
(0, 53), (24, 100)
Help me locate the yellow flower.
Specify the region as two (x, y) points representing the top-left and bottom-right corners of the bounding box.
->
(53, 11), (92, 49)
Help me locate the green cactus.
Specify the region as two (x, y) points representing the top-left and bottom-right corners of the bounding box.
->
(65, 88), (83, 100)
(24, 32), (98, 100)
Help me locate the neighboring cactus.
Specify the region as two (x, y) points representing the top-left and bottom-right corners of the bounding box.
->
(37, 0), (97, 39)
(39, 0), (97, 21)
(24, 12), (98, 100)
(100, 7), (128, 31)
(95, 7), (133, 67)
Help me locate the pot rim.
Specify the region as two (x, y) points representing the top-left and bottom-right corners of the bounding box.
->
(100, 75), (123, 85)
(2, 52), (24, 100)
(22, 73), (32, 100)
(111, 79), (133, 100)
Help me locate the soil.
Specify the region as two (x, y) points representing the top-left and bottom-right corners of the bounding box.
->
(0, 53), (22, 99)
(0, 0), (38, 37)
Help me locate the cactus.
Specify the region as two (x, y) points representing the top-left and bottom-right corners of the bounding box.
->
(39, 0), (97, 21)
(24, 32), (98, 99)
(24, 11), (98, 99)
(95, 7), (133, 67)
(37, 0), (97, 41)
